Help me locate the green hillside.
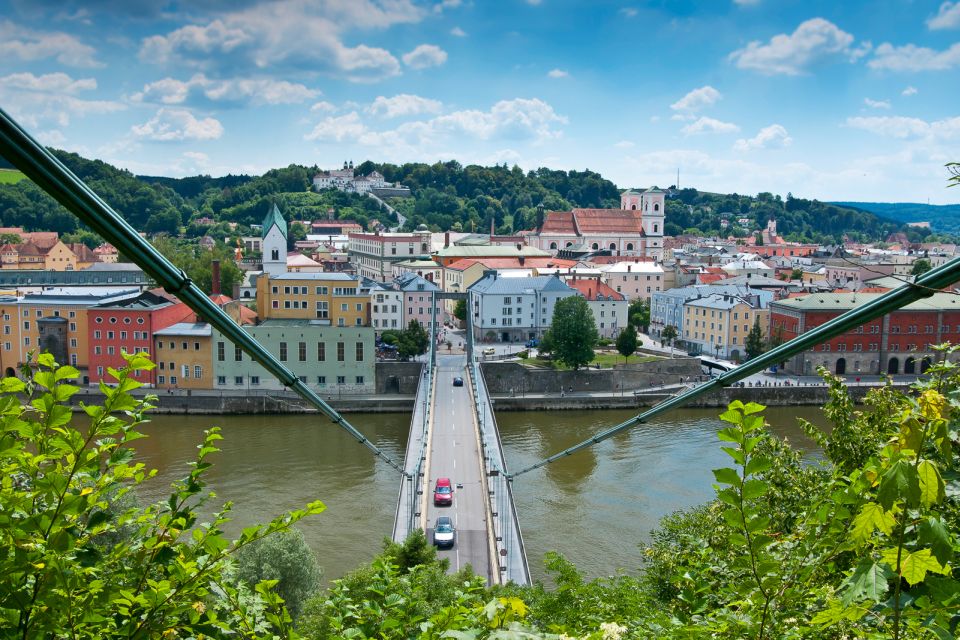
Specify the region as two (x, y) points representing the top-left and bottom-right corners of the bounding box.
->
(834, 201), (960, 234)
(0, 169), (25, 185)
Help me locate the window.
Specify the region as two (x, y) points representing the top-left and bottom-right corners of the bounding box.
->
(356, 342), (364, 361)
(217, 341), (225, 361)
(356, 376), (364, 385)
(317, 342), (326, 361)
(23, 321), (29, 330)
(338, 318), (345, 327)
(337, 342), (345, 361)
(158, 375), (165, 384)
(337, 376), (346, 385)
(137, 317), (144, 325)
(170, 376), (177, 385)
(299, 341), (307, 361)
(181, 365), (189, 379)
(235, 376), (244, 385)
(70, 338), (77, 348)
(95, 330), (102, 339)
(159, 362), (165, 370)
(217, 376), (226, 385)
(69, 322), (76, 331)
(317, 376), (326, 385)
(194, 342), (200, 350)
(120, 331), (127, 340)
(194, 365), (202, 379)
(94, 346), (102, 355)
(235, 345), (242, 361)
(279, 342), (288, 361)
(251, 376), (259, 385)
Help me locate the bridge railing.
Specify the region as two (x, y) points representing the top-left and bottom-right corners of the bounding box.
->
(464, 305), (530, 585)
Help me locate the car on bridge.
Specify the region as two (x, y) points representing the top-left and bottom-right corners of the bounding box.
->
(433, 516), (455, 548)
(453, 376), (464, 387)
(482, 347), (496, 356)
(433, 477), (453, 506)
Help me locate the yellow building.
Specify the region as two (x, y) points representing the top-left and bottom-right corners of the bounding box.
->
(43, 241), (79, 271)
(683, 293), (769, 362)
(0, 288), (140, 382)
(153, 323), (214, 390)
(256, 272), (369, 327)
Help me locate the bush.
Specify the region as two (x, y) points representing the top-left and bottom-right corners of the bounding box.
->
(235, 527), (322, 618)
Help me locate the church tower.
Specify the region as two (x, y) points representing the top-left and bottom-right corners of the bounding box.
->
(640, 187), (665, 261)
(261, 203), (288, 276)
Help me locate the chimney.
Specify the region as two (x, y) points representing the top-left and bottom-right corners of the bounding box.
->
(211, 259), (221, 296)
(445, 232), (450, 248)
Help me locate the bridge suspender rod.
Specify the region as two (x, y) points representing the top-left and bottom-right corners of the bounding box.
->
(510, 256), (960, 478)
(0, 107), (408, 477)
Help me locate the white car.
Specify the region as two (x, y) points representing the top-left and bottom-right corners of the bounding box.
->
(433, 516), (455, 548)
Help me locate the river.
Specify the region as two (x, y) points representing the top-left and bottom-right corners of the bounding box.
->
(132, 406), (825, 584)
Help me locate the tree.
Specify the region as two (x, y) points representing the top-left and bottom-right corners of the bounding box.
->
(790, 267), (803, 280)
(453, 299), (466, 323)
(744, 316), (765, 360)
(661, 324), (678, 350)
(398, 320), (429, 359)
(911, 258), (932, 277)
(628, 298), (650, 332)
(234, 527), (321, 618)
(288, 221), (308, 249)
(0, 352), (323, 638)
(547, 295), (598, 370)
(616, 325), (638, 363)
(0, 232), (21, 244)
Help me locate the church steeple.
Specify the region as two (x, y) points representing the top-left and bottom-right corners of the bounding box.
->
(261, 203), (288, 276)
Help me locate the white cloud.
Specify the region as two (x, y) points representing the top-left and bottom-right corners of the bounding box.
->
(614, 140), (635, 148)
(681, 116), (740, 136)
(619, 7), (638, 18)
(846, 115), (960, 140)
(402, 44), (448, 69)
(864, 97), (891, 109)
(733, 124), (792, 151)
(450, 26), (467, 37)
(306, 97), (567, 147)
(131, 108), (224, 141)
(434, 0), (462, 12)
(131, 73), (319, 106)
(526, 0), (543, 5)
(729, 18), (865, 75)
(0, 19), (101, 68)
(670, 85), (722, 117)
(902, 86), (918, 96)
(0, 72), (124, 128)
(868, 42), (960, 71)
(36, 129), (67, 146)
(182, 151), (210, 163)
(139, 0), (421, 82)
(928, 2), (960, 30)
(368, 94), (443, 118)
(547, 68), (569, 78)
(310, 100), (336, 112)
(734, 0), (762, 5)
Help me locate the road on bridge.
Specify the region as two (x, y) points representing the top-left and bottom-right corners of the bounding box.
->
(425, 353), (492, 580)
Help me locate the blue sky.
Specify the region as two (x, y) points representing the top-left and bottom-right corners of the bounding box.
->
(1, 0), (959, 204)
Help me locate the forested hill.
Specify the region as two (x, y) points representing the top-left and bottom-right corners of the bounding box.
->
(0, 150), (925, 244)
(834, 201), (960, 234)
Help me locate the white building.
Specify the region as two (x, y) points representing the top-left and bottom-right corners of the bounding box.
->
(312, 161), (395, 194)
(564, 277), (629, 339)
(468, 272), (576, 342)
(261, 204), (288, 277)
(347, 227), (433, 282)
(367, 280), (403, 333)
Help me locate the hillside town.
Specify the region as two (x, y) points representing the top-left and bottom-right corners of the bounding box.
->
(0, 183), (955, 394)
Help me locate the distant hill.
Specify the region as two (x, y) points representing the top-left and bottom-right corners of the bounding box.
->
(834, 202), (960, 234)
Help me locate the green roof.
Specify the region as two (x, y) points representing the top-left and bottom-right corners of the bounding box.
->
(771, 291), (960, 312)
(262, 203), (287, 240)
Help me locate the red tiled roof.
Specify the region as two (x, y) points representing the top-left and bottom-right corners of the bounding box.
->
(566, 279), (625, 301)
(540, 208), (646, 235)
(540, 211), (576, 234)
(697, 274), (726, 284)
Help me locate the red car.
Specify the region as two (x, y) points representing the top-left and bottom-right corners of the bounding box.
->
(433, 477), (453, 506)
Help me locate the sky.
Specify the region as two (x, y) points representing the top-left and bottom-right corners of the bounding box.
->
(0, 0), (959, 204)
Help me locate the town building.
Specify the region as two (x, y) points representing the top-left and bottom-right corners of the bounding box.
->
(531, 187), (665, 261)
(87, 290), (193, 386)
(432, 243), (552, 268)
(256, 272), (369, 327)
(0, 288), (140, 382)
(261, 204), (288, 276)
(153, 323), (213, 390)
(368, 280), (403, 333)
(651, 285), (772, 342)
(0, 263), (151, 292)
(211, 321), (376, 394)
(683, 293), (770, 361)
(769, 292), (960, 376)
(347, 227), (432, 282)
(468, 272), (575, 343)
(396, 272), (441, 331)
(600, 261), (665, 301)
(564, 278), (628, 339)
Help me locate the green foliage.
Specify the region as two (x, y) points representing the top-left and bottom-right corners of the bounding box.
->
(544, 296), (598, 370)
(381, 528), (445, 573)
(235, 527), (322, 617)
(0, 232), (21, 244)
(628, 298), (649, 331)
(454, 298), (467, 323)
(661, 324), (678, 348)
(0, 168), (26, 184)
(616, 325), (638, 362)
(0, 351), (325, 638)
(745, 316), (765, 360)
(397, 320), (430, 359)
(911, 258), (932, 276)
(151, 236), (244, 295)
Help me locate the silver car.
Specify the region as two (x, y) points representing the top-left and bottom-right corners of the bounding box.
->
(433, 516), (455, 548)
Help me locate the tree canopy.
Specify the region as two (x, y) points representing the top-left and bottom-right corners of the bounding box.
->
(544, 296), (598, 370)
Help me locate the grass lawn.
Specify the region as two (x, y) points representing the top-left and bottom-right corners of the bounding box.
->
(0, 169), (26, 185)
(518, 352), (661, 370)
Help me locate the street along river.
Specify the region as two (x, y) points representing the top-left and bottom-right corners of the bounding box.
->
(132, 406), (824, 584)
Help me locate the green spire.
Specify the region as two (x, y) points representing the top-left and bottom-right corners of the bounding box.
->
(262, 203), (287, 240)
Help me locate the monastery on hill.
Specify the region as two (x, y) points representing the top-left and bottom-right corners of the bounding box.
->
(530, 187), (665, 262)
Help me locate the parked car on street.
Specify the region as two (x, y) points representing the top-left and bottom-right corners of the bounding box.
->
(525, 338), (539, 348)
(482, 347), (496, 355)
(433, 477), (453, 506)
(433, 516), (455, 548)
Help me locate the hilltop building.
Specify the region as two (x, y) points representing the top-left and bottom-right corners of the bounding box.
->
(312, 161), (411, 197)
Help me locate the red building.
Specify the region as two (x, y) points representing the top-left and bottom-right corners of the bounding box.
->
(769, 292), (960, 376)
(87, 290), (192, 385)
